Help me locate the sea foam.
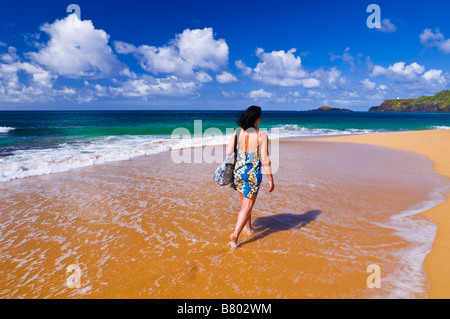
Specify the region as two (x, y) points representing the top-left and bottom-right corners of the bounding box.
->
(0, 127), (15, 133)
(0, 127), (378, 182)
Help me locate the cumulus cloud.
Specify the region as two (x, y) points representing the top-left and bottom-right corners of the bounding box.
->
(109, 75), (198, 98)
(361, 78), (376, 90)
(28, 14), (125, 78)
(250, 48), (312, 87)
(2, 16), (238, 104)
(195, 71), (213, 83)
(311, 67), (346, 89)
(372, 62), (419, 80)
(420, 28), (450, 54)
(235, 60), (252, 76)
(422, 69), (446, 84)
(377, 19), (397, 33)
(114, 27), (230, 82)
(237, 48), (347, 90)
(370, 61), (447, 90)
(249, 89), (273, 100)
(216, 71), (237, 83)
(0, 45), (59, 102)
(371, 62), (425, 81)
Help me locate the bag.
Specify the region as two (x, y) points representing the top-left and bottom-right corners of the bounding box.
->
(213, 129), (240, 186)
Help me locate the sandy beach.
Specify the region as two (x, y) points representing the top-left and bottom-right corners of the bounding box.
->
(0, 130), (449, 299)
(309, 129), (450, 298)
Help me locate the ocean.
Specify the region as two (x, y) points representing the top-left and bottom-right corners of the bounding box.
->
(1, 110), (450, 298)
(1, 110), (450, 182)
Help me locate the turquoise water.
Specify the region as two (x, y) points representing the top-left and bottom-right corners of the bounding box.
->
(1, 110), (450, 181)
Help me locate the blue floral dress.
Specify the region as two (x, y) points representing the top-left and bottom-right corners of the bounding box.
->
(231, 129), (263, 199)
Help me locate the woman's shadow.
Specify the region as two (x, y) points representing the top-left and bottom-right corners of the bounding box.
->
(241, 210), (322, 246)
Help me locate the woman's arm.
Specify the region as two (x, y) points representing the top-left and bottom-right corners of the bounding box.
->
(260, 132), (275, 192)
(226, 131), (236, 157)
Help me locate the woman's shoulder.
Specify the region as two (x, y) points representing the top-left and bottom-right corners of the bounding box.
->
(258, 130), (268, 139)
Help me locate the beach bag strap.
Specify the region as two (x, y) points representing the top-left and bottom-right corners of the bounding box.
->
(212, 128), (241, 186)
(234, 128), (241, 156)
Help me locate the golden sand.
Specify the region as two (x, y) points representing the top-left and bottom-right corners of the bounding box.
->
(1, 135), (447, 298)
(309, 129), (450, 298)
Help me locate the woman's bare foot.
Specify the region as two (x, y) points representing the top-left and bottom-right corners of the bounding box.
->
(229, 233), (239, 248)
(244, 227), (254, 236)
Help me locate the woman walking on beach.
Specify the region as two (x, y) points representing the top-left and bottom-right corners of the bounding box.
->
(227, 106), (274, 248)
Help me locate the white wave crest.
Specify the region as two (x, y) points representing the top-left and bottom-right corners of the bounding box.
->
(0, 126), (15, 133)
(430, 125), (450, 130)
(274, 124), (380, 137)
(0, 126), (379, 182)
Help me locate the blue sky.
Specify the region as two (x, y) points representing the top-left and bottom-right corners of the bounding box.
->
(0, 0), (449, 110)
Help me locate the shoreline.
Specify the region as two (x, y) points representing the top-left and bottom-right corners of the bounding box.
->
(307, 129), (450, 298)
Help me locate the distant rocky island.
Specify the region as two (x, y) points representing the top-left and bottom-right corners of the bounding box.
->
(309, 106), (353, 112)
(369, 90), (450, 113)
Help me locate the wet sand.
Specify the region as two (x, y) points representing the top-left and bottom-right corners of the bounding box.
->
(0, 135), (448, 298)
(309, 129), (450, 298)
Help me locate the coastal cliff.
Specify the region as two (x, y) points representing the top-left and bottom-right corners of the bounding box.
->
(369, 90), (450, 113)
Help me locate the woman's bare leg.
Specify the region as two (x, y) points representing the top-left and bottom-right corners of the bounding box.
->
(245, 212), (252, 234)
(230, 193), (258, 247)
(237, 192), (253, 235)
(237, 192), (256, 235)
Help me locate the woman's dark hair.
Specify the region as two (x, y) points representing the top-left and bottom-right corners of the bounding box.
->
(237, 106), (262, 130)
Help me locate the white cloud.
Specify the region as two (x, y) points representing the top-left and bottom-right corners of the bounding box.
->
(216, 71), (237, 83)
(370, 61), (446, 90)
(378, 19), (397, 33)
(114, 27), (229, 80)
(28, 14), (125, 78)
(110, 75), (198, 98)
(61, 86), (76, 95)
(312, 67), (346, 89)
(249, 89), (272, 100)
(251, 48), (310, 87)
(220, 89), (239, 98)
(371, 62), (425, 81)
(113, 41), (137, 55)
(176, 28), (228, 71)
(301, 78), (321, 88)
(331, 47), (354, 68)
(388, 62), (425, 80)
(422, 69), (446, 84)
(330, 47), (365, 72)
(307, 90), (325, 98)
(195, 71), (213, 83)
(361, 78), (376, 90)
(235, 60), (252, 76)
(0, 46), (58, 103)
(238, 48), (347, 89)
(94, 84), (108, 96)
(2, 17), (229, 105)
(371, 65), (388, 77)
(0, 46), (19, 63)
(420, 28), (450, 54)
(0, 45), (116, 104)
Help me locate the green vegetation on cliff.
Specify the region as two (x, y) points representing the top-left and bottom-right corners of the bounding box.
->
(369, 90), (450, 113)
(309, 106), (353, 112)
